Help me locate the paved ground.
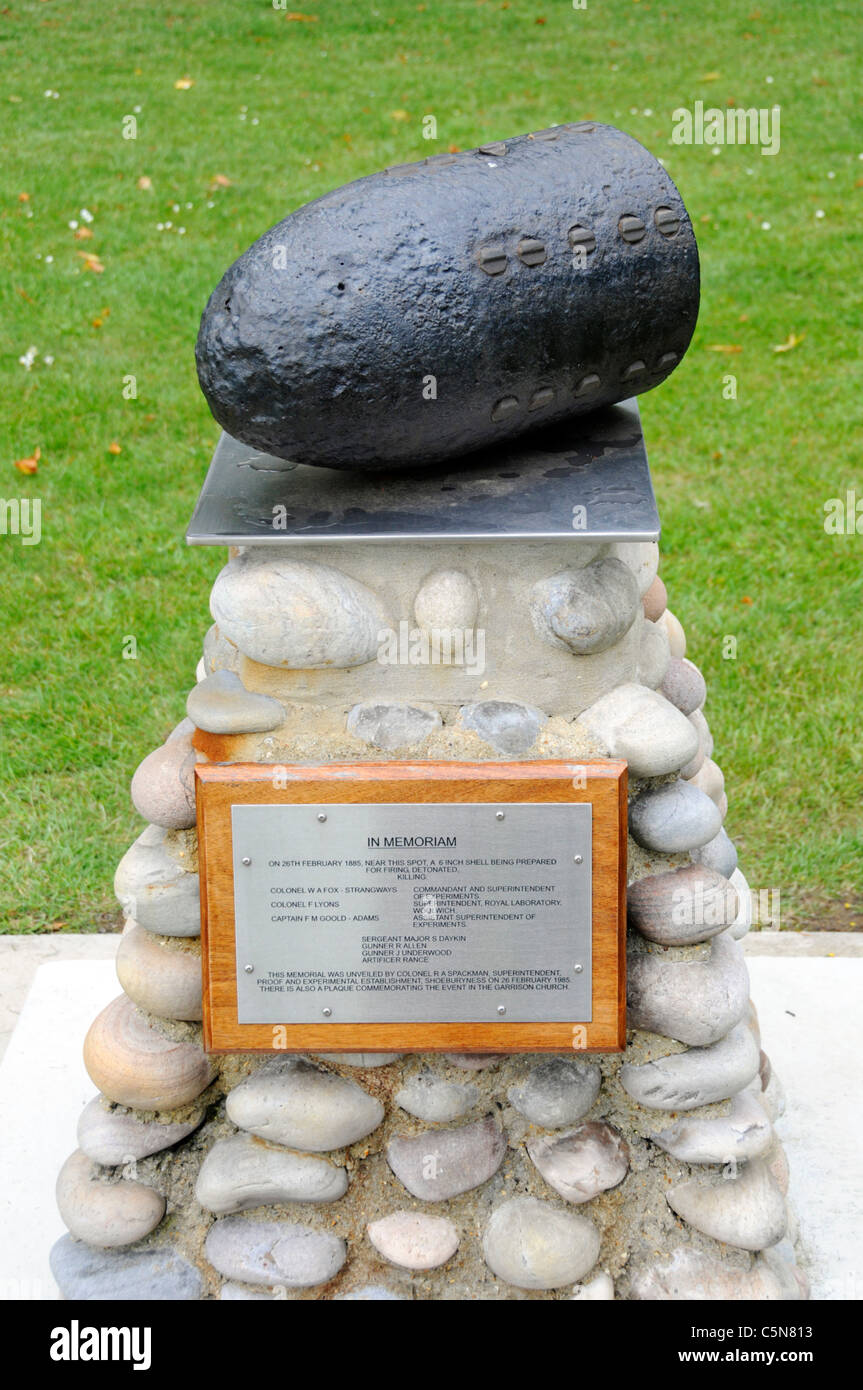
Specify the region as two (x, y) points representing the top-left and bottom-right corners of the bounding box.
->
(0, 932), (859, 1300)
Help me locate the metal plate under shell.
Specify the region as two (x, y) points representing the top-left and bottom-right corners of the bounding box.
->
(186, 400), (659, 546)
(232, 802), (592, 1025)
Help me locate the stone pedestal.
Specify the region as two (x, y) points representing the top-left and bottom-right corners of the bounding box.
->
(50, 414), (808, 1301)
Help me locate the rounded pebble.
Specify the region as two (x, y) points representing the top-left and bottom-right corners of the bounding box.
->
(691, 825), (738, 878)
(50, 1234), (204, 1301)
(667, 1158), (787, 1251)
(628, 864), (738, 946)
(651, 1089), (772, 1165)
(130, 733), (199, 831)
(367, 1211), (459, 1270)
(395, 1072), (479, 1123)
(414, 569), (478, 631)
(186, 669), (284, 734)
(347, 702), (441, 750)
(83, 994), (215, 1111)
(531, 557), (639, 655)
(660, 656), (706, 715)
(116, 926), (202, 1022)
(642, 574), (667, 622)
(459, 700), (546, 755)
(206, 1216), (346, 1288)
(659, 608), (686, 657)
(114, 824), (200, 937)
(195, 1133), (348, 1213)
(620, 1022), (761, 1110)
(627, 930), (749, 1046)
(507, 1057), (600, 1128)
(629, 780), (723, 853)
(226, 1056), (383, 1151)
(483, 1197), (600, 1290)
(576, 682), (698, 777)
(77, 1096), (204, 1166)
(210, 552), (390, 669)
(386, 1115), (506, 1201)
(56, 1149), (165, 1249)
(527, 1122), (629, 1204)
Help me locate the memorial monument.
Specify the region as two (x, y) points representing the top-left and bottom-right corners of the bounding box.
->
(50, 123), (808, 1301)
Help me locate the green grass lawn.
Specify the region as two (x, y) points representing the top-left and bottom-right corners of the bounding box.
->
(1, 0), (860, 932)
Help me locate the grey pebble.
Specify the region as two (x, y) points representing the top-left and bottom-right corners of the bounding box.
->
(195, 1133), (348, 1214)
(627, 930), (750, 1046)
(347, 702), (442, 750)
(386, 1114), (506, 1201)
(226, 1057), (383, 1152)
(186, 669), (283, 735)
(77, 1096), (203, 1166)
(483, 1197), (600, 1290)
(620, 1022), (761, 1110)
(395, 1071), (479, 1123)
(50, 1235), (204, 1301)
(691, 826), (739, 878)
(205, 1216), (346, 1288)
(113, 824), (200, 937)
(459, 700), (546, 755)
(508, 1057), (601, 1129)
(629, 780), (723, 853)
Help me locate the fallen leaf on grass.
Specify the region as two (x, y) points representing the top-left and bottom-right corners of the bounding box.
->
(15, 287), (35, 304)
(390, 109), (409, 121)
(700, 71), (721, 80)
(14, 447), (41, 474)
(210, 173), (232, 188)
(74, 226), (93, 240)
(706, 344), (742, 354)
(741, 596), (753, 605)
(174, 77), (194, 90)
(136, 175), (153, 191)
(772, 332), (804, 353)
(78, 251), (104, 273)
(286, 11), (318, 19)
(18, 191), (30, 202)
(108, 441), (122, 455)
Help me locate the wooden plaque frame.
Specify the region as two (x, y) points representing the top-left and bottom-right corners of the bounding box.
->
(196, 760), (627, 1054)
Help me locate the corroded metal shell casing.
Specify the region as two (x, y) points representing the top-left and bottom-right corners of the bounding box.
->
(196, 123), (699, 471)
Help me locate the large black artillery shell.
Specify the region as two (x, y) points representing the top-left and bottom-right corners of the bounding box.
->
(196, 123), (699, 472)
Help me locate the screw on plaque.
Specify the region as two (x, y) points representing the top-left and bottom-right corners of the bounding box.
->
(496, 811), (506, 820)
(241, 856), (251, 866)
(322, 1007), (333, 1018)
(618, 213), (646, 244)
(497, 1005), (506, 1015)
(574, 854), (584, 864)
(573, 964), (584, 974)
(317, 812), (327, 822)
(244, 964), (254, 974)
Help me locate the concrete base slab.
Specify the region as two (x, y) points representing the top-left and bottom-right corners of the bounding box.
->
(746, 956), (863, 1302)
(0, 959), (120, 1299)
(0, 939), (859, 1300)
(0, 936), (121, 1063)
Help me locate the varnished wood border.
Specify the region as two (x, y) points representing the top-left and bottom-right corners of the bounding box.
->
(196, 760), (627, 1054)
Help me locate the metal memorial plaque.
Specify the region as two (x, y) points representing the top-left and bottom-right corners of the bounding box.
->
(196, 760), (627, 1053)
(232, 802), (592, 1025)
